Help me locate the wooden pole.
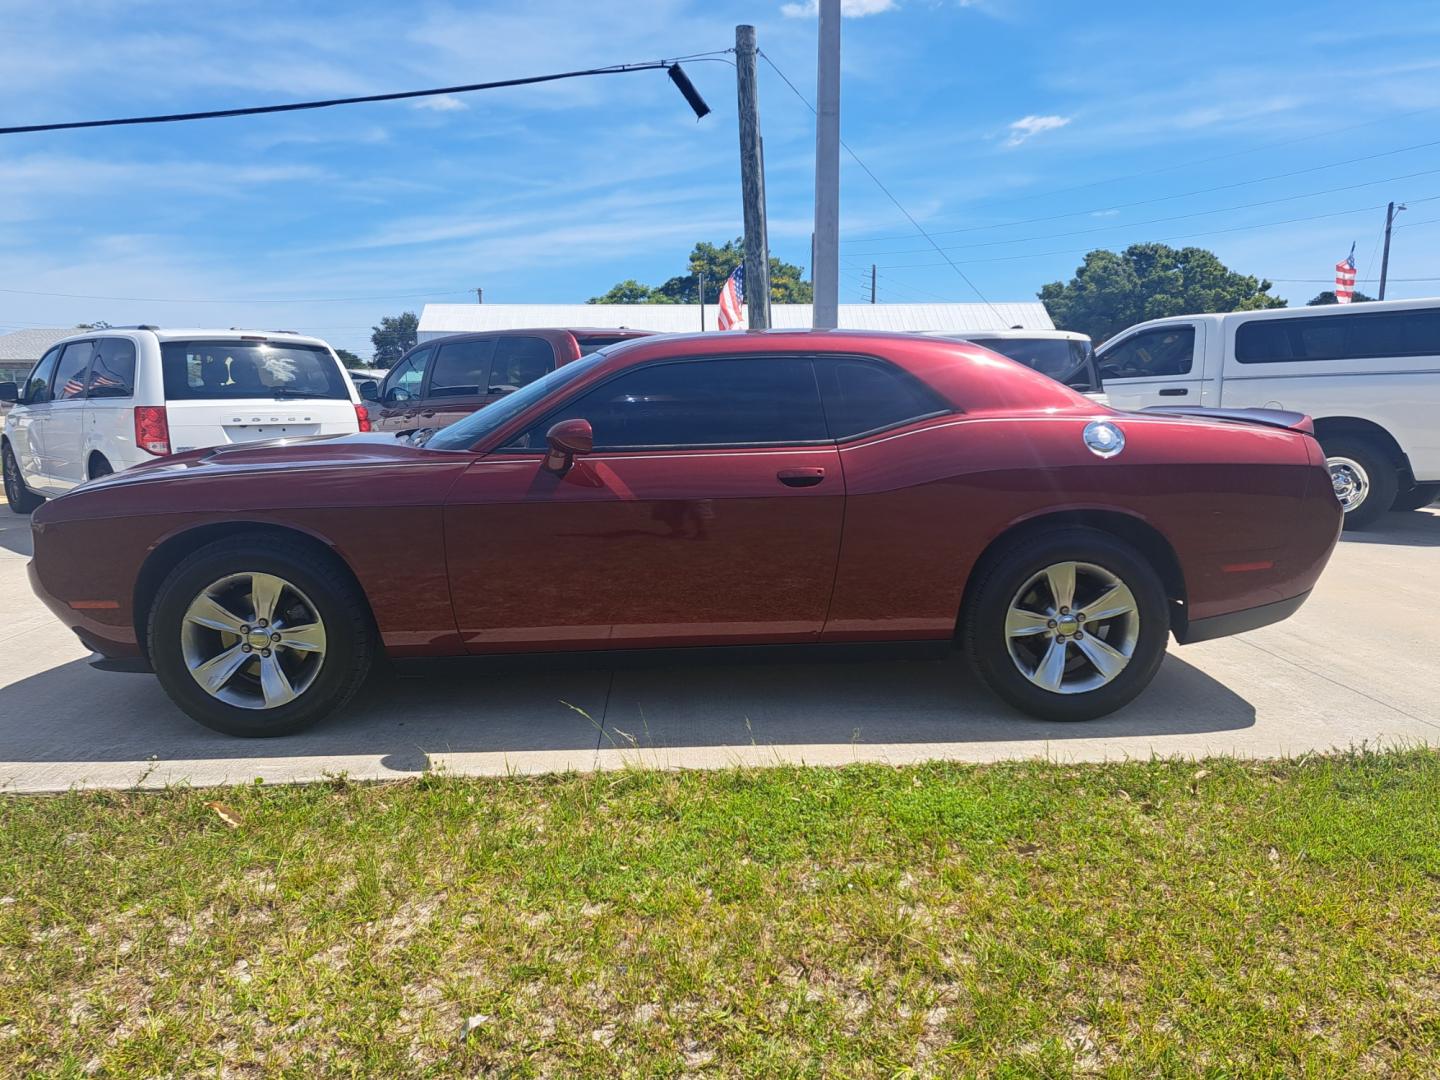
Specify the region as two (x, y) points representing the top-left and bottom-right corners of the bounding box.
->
(735, 25), (771, 329)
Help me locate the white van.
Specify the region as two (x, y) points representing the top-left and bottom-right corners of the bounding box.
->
(2, 328), (365, 513)
(1095, 298), (1440, 527)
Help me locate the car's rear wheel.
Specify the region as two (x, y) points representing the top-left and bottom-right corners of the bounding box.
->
(2, 441), (44, 515)
(1323, 436), (1397, 530)
(148, 536), (373, 736)
(962, 527), (1170, 722)
(1391, 482), (1439, 513)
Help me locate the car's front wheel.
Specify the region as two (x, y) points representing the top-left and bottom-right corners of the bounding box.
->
(148, 536), (373, 736)
(962, 527), (1170, 722)
(2, 441), (44, 515)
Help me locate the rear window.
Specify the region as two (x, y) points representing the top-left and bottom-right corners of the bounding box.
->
(160, 340), (349, 400)
(1235, 308), (1440, 364)
(575, 334), (638, 356)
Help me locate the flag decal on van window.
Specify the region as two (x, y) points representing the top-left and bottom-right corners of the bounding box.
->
(1334, 243), (1357, 304)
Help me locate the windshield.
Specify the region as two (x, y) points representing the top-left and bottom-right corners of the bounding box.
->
(425, 350), (609, 451)
(972, 338), (1094, 383)
(161, 340), (349, 401)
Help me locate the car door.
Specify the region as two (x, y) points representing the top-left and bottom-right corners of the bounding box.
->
(1096, 322), (1206, 410)
(418, 337), (496, 430)
(6, 346), (61, 490)
(374, 346), (432, 431)
(37, 339), (95, 492)
(442, 354), (845, 651)
(84, 337), (138, 471)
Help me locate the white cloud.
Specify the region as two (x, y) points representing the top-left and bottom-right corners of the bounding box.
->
(781, 0), (898, 17)
(1090, 209), (1120, 217)
(413, 94), (468, 112)
(1003, 114), (1071, 147)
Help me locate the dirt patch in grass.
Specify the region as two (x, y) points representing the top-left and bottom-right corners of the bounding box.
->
(3, 751), (1440, 1076)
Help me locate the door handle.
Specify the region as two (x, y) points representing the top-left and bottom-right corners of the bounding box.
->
(419, 410), (436, 418)
(1158, 387), (1189, 396)
(777, 467), (826, 488)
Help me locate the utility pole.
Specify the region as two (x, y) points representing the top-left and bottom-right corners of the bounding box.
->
(699, 270), (706, 331)
(1378, 201), (1406, 300)
(870, 264), (877, 304)
(475, 287), (483, 304)
(812, 0), (841, 329)
(735, 25), (771, 329)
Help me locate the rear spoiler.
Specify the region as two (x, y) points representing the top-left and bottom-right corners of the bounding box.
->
(1140, 406), (1314, 436)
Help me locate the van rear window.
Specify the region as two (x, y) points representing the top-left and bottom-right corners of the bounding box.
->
(1235, 308), (1440, 364)
(160, 341), (349, 400)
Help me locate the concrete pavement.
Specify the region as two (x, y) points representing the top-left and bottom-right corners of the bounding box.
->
(1, 504), (1437, 793)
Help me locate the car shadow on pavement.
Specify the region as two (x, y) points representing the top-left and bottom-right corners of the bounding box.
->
(0, 649), (1254, 770)
(1340, 506), (1440, 547)
(0, 515), (34, 558)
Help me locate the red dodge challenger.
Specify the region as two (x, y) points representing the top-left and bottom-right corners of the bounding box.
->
(27, 330), (1342, 736)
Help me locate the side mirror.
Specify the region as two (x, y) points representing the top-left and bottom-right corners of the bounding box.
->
(0, 382), (16, 404)
(356, 379), (379, 402)
(544, 418), (594, 475)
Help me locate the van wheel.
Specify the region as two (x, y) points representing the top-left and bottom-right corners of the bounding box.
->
(1323, 437), (1397, 530)
(962, 527), (1170, 722)
(88, 455), (113, 480)
(2, 442), (44, 515)
(148, 536), (374, 736)
(1392, 482), (1439, 513)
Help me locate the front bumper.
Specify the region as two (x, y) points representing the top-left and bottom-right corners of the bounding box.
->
(1173, 589), (1311, 645)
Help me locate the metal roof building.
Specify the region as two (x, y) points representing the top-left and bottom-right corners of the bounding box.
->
(418, 302), (1052, 341)
(0, 328), (73, 384)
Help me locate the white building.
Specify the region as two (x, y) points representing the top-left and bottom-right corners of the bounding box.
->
(417, 302), (1052, 342)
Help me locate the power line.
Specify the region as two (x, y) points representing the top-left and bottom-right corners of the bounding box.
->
(757, 49), (1005, 322)
(0, 52), (732, 136)
(853, 194), (1440, 270)
(843, 134), (1440, 246)
(839, 166), (1440, 258)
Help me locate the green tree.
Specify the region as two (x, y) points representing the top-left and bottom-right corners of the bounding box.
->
(1039, 244), (1286, 344)
(1308, 290), (1375, 305)
(334, 347), (364, 368)
(370, 312), (418, 367)
(588, 239), (814, 305)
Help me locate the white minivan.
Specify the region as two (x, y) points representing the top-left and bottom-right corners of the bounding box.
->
(2, 327), (366, 513)
(1095, 298), (1440, 527)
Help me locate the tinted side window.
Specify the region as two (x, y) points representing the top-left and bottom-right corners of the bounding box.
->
(815, 356), (949, 439)
(383, 347), (430, 401)
(490, 336), (553, 392)
(428, 339), (494, 399)
(1235, 309), (1440, 363)
(1097, 327), (1195, 379)
(23, 348), (62, 404)
(505, 357), (828, 450)
(54, 341), (96, 401)
(87, 338), (136, 398)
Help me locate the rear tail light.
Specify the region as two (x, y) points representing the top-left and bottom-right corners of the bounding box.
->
(134, 406), (171, 455)
(354, 403), (372, 432)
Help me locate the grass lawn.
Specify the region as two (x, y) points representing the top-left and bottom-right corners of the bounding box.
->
(2, 751), (1439, 1077)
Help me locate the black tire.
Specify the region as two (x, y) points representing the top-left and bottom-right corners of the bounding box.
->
(1391, 482), (1440, 513)
(962, 527), (1170, 722)
(87, 455), (113, 480)
(1322, 436), (1398, 530)
(147, 535), (374, 736)
(2, 441), (44, 515)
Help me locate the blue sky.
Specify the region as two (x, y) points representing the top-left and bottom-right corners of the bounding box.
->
(3, 0), (1440, 356)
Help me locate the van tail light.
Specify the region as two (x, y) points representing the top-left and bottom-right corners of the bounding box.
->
(354, 403), (372, 432)
(134, 406), (171, 455)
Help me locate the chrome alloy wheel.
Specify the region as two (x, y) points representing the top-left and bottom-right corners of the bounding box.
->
(1005, 561), (1140, 695)
(1327, 456), (1370, 513)
(180, 572), (328, 710)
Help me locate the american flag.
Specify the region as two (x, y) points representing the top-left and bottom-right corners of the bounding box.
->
(717, 264), (745, 330)
(1334, 243), (1357, 304)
